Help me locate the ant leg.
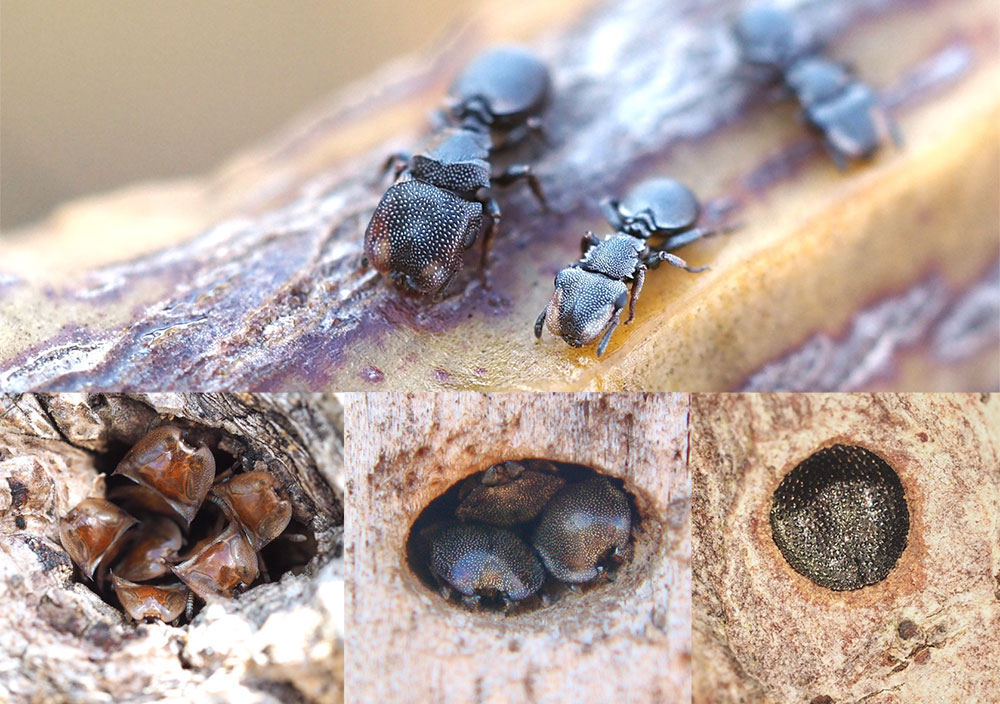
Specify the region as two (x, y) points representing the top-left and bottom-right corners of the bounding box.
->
(580, 231), (601, 256)
(258, 552), (271, 583)
(658, 222), (736, 251)
(596, 289), (629, 356)
(596, 309), (628, 359)
(647, 250), (709, 273)
(625, 266), (646, 325)
(185, 590), (196, 622)
(885, 109), (904, 148)
(431, 270), (460, 302)
(491, 116), (547, 150)
(823, 138), (849, 172)
(276, 533), (308, 543)
(427, 108), (450, 131)
(374, 152), (410, 185)
(429, 571), (452, 601)
(493, 124), (528, 150)
(596, 319), (620, 357)
(534, 307), (548, 339)
(461, 594), (481, 611)
(525, 115), (550, 146)
(493, 164), (548, 210)
(213, 464), (237, 483)
(476, 195), (502, 269)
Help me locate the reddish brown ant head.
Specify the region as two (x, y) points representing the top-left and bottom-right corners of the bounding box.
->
(111, 574), (188, 623)
(115, 516), (184, 582)
(171, 523), (259, 600)
(59, 498), (137, 580)
(114, 426), (216, 526)
(210, 470), (292, 551)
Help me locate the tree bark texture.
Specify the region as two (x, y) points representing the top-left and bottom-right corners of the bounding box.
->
(344, 392), (690, 704)
(0, 393), (345, 704)
(691, 393), (1000, 703)
(0, 0), (996, 391)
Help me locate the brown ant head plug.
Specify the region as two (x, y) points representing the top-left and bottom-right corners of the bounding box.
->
(113, 425), (215, 526)
(111, 575), (188, 623)
(209, 470), (292, 551)
(59, 498), (137, 581)
(171, 523), (260, 600)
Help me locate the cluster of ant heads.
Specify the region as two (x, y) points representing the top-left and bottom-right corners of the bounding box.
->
(409, 459), (635, 614)
(59, 425), (297, 624)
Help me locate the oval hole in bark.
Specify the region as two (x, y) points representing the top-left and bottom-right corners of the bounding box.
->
(770, 444), (909, 590)
(406, 459), (639, 614)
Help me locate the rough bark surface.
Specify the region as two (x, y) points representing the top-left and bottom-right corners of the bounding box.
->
(0, 393), (345, 704)
(0, 0), (996, 391)
(344, 392), (691, 704)
(691, 393), (1000, 703)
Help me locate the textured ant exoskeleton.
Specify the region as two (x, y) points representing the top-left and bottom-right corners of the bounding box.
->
(535, 178), (729, 357)
(364, 46), (550, 296)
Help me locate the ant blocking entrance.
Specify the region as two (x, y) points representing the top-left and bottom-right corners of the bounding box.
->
(59, 423), (318, 624)
(406, 459), (639, 614)
(770, 444), (909, 591)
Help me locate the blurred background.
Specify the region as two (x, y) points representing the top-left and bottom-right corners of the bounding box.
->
(0, 0), (466, 231)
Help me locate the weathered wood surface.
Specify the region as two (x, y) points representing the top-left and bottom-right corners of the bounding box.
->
(0, 393), (345, 704)
(0, 0), (997, 391)
(691, 393), (1000, 703)
(344, 392), (691, 704)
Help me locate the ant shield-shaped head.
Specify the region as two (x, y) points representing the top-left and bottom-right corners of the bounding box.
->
(59, 498), (138, 580)
(111, 574), (188, 623)
(209, 470), (292, 551)
(114, 426), (216, 527)
(171, 523), (260, 600)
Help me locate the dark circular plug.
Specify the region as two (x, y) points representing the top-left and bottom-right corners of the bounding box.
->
(770, 444), (909, 591)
